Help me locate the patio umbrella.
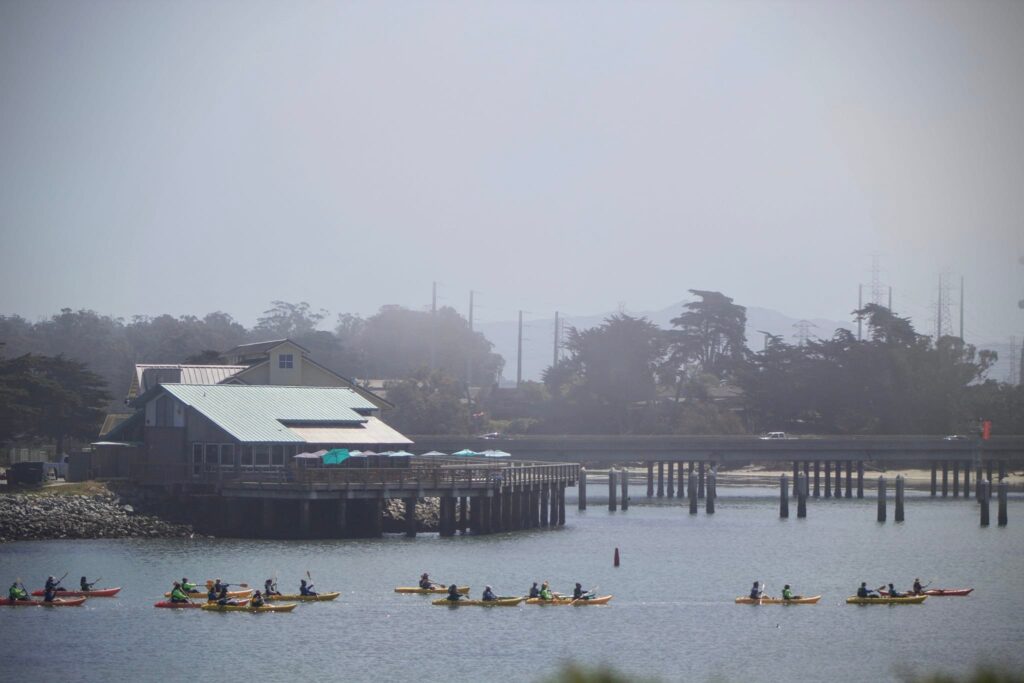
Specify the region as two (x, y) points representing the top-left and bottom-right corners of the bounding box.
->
(452, 449), (480, 457)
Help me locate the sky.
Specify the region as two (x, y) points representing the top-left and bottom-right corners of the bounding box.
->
(1, 0), (1023, 344)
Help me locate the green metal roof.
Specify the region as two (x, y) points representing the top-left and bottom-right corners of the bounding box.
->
(160, 384), (377, 443)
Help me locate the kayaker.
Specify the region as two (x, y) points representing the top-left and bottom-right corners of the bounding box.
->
(8, 582), (28, 602)
(887, 583), (904, 598)
(181, 578), (198, 594)
(482, 586), (497, 602)
(528, 582), (540, 599)
(572, 583), (591, 601)
(45, 576), (63, 593)
(169, 582), (190, 604)
(43, 584), (57, 603)
(300, 579), (317, 597)
(250, 590), (265, 607)
(217, 586), (240, 606)
(539, 582), (554, 601)
(207, 585), (219, 603)
(749, 582), (764, 600)
(912, 578), (924, 596)
(446, 584), (463, 602)
(213, 578), (229, 594)
(781, 585), (801, 601)
(80, 577), (95, 592)
(264, 579), (281, 597)
(419, 573), (436, 590)
(857, 582), (878, 599)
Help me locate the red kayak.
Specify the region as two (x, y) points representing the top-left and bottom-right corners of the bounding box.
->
(31, 587), (121, 598)
(880, 588), (973, 597)
(0, 597), (87, 607)
(154, 598), (249, 609)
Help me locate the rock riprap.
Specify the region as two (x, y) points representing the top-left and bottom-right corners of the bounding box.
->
(0, 492), (195, 543)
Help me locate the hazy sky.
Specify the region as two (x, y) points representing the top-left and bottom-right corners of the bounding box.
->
(2, 0), (1022, 343)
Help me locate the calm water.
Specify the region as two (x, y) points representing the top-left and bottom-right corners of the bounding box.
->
(2, 488), (1022, 683)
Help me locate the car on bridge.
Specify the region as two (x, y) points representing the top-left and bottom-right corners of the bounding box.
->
(760, 431), (789, 440)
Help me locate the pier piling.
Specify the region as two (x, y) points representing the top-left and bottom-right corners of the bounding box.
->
(621, 468), (629, 511)
(980, 480), (990, 526)
(646, 463), (654, 498)
(895, 475), (905, 522)
(953, 461), (960, 497)
(404, 497), (417, 537)
(976, 462), (983, 500)
(541, 485), (550, 525)
(877, 476), (887, 523)
(792, 462), (799, 496)
(942, 461), (949, 497)
(931, 463), (937, 497)
(578, 467), (587, 511)
(667, 462), (675, 498)
(963, 462), (971, 498)
(834, 461), (842, 497)
(845, 460), (853, 498)
(797, 472), (807, 518)
(698, 461), (706, 499)
(706, 471), (716, 514)
(608, 469), (618, 512)
(780, 474), (789, 519)
(824, 461), (832, 498)
(813, 461), (821, 498)
(678, 460), (685, 495)
(688, 471), (698, 515)
(657, 462), (665, 498)
(857, 461), (864, 499)
(998, 480), (1008, 526)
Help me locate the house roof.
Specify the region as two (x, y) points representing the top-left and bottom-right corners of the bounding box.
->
(134, 364), (246, 393)
(158, 384), (389, 443)
(225, 339), (310, 358)
(287, 418), (412, 445)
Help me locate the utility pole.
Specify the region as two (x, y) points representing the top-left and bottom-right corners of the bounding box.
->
(553, 311), (560, 368)
(936, 274), (942, 341)
(857, 284), (863, 341)
(517, 310), (524, 388)
(888, 286), (893, 311)
(959, 276), (965, 341)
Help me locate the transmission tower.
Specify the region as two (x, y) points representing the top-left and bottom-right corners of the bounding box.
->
(793, 320), (816, 347)
(935, 272), (956, 339)
(870, 254), (884, 306)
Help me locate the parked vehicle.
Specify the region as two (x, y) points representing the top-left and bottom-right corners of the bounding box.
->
(760, 432), (788, 440)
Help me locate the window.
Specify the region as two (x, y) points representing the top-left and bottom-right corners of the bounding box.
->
(192, 444), (203, 476)
(204, 443), (219, 471)
(272, 445), (284, 468)
(220, 444), (235, 469)
(155, 396), (174, 426)
(254, 445), (270, 469)
(241, 446), (254, 471)
(278, 353), (294, 369)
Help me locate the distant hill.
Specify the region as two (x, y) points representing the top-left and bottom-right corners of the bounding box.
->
(479, 301), (856, 384)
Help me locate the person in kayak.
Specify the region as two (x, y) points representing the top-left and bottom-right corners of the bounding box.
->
(264, 579), (281, 597)
(8, 582), (28, 602)
(887, 583), (904, 598)
(419, 573), (437, 590)
(43, 584), (57, 602)
(250, 590), (265, 607)
(207, 584), (219, 603)
(300, 579), (317, 597)
(912, 579), (924, 596)
(528, 582), (540, 599)
(446, 584), (463, 602)
(80, 577), (95, 592)
(749, 582), (764, 600)
(482, 586), (497, 602)
(572, 583), (591, 601)
(781, 585), (802, 601)
(213, 578), (231, 594)
(45, 576), (63, 593)
(857, 582), (879, 599)
(539, 582), (554, 601)
(169, 582), (190, 604)
(216, 586), (241, 606)
(181, 578), (198, 594)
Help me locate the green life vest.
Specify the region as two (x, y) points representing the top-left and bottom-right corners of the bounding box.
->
(171, 588), (188, 601)
(782, 588), (793, 599)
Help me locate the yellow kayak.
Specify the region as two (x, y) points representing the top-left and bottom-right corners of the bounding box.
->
(431, 597), (523, 607)
(735, 595), (822, 605)
(846, 595), (927, 605)
(525, 595), (613, 605)
(264, 592), (340, 602)
(394, 586), (469, 595)
(200, 602), (297, 613)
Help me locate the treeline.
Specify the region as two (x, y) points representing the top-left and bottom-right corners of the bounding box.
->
(0, 301), (503, 407)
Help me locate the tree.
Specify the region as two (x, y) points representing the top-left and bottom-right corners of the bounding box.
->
(667, 290), (748, 381)
(383, 370), (470, 434)
(254, 301), (328, 338)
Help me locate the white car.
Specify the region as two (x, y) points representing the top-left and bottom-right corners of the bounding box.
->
(760, 432), (787, 440)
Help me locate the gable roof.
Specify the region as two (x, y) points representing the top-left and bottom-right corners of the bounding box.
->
(158, 384), (389, 443)
(232, 356), (394, 410)
(225, 339), (309, 359)
(133, 364), (246, 396)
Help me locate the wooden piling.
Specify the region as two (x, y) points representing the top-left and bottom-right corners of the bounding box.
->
(963, 462), (971, 498)
(813, 461), (821, 498)
(540, 485), (550, 525)
(657, 461), (665, 498)
(678, 460), (685, 495)
(792, 462), (799, 496)
(578, 467), (587, 511)
(895, 475), (905, 522)
(953, 461), (960, 498)
(797, 472), (807, 518)
(987, 462), (994, 496)
(930, 463), (937, 497)
(404, 497), (417, 537)
(824, 461), (832, 498)
(942, 460), (949, 497)
(975, 462), (983, 500)
(620, 468), (629, 511)
(608, 469), (618, 512)
(688, 471), (698, 515)
(706, 471), (716, 514)
(557, 486), (566, 525)
(857, 461), (864, 499)
(998, 480), (1008, 526)
(999, 460), (1008, 482)
(980, 480), (990, 526)
(780, 474), (789, 518)
(877, 476), (887, 522)
(458, 497), (468, 533)
(667, 462), (675, 498)
(646, 462), (654, 498)
(698, 461), (706, 499)
(834, 460), (842, 497)
(845, 460), (853, 498)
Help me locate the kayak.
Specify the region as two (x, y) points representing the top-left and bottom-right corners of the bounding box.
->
(264, 592), (340, 602)
(394, 586), (469, 595)
(155, 599), (249, 609)
(31, 587), (121, 598)
(525, 595), (613, 605)
(164, 589), (251, 599)
(735, 595), (822, 605)
(880, 588), (973, 597)
(200, 602), (297, 613)
(0, 597), (87, 607)
(846, 595), (927, 605)
(431, 597), (524, 607)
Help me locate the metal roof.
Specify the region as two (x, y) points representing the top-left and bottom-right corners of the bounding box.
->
(288, 418), (412, 445)
(160, 384), (383, 443)
(224, 339), (309, 358)
(135, 364), (246, 393)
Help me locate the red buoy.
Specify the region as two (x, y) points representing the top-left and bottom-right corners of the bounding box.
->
(614, 547), (620, 567)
